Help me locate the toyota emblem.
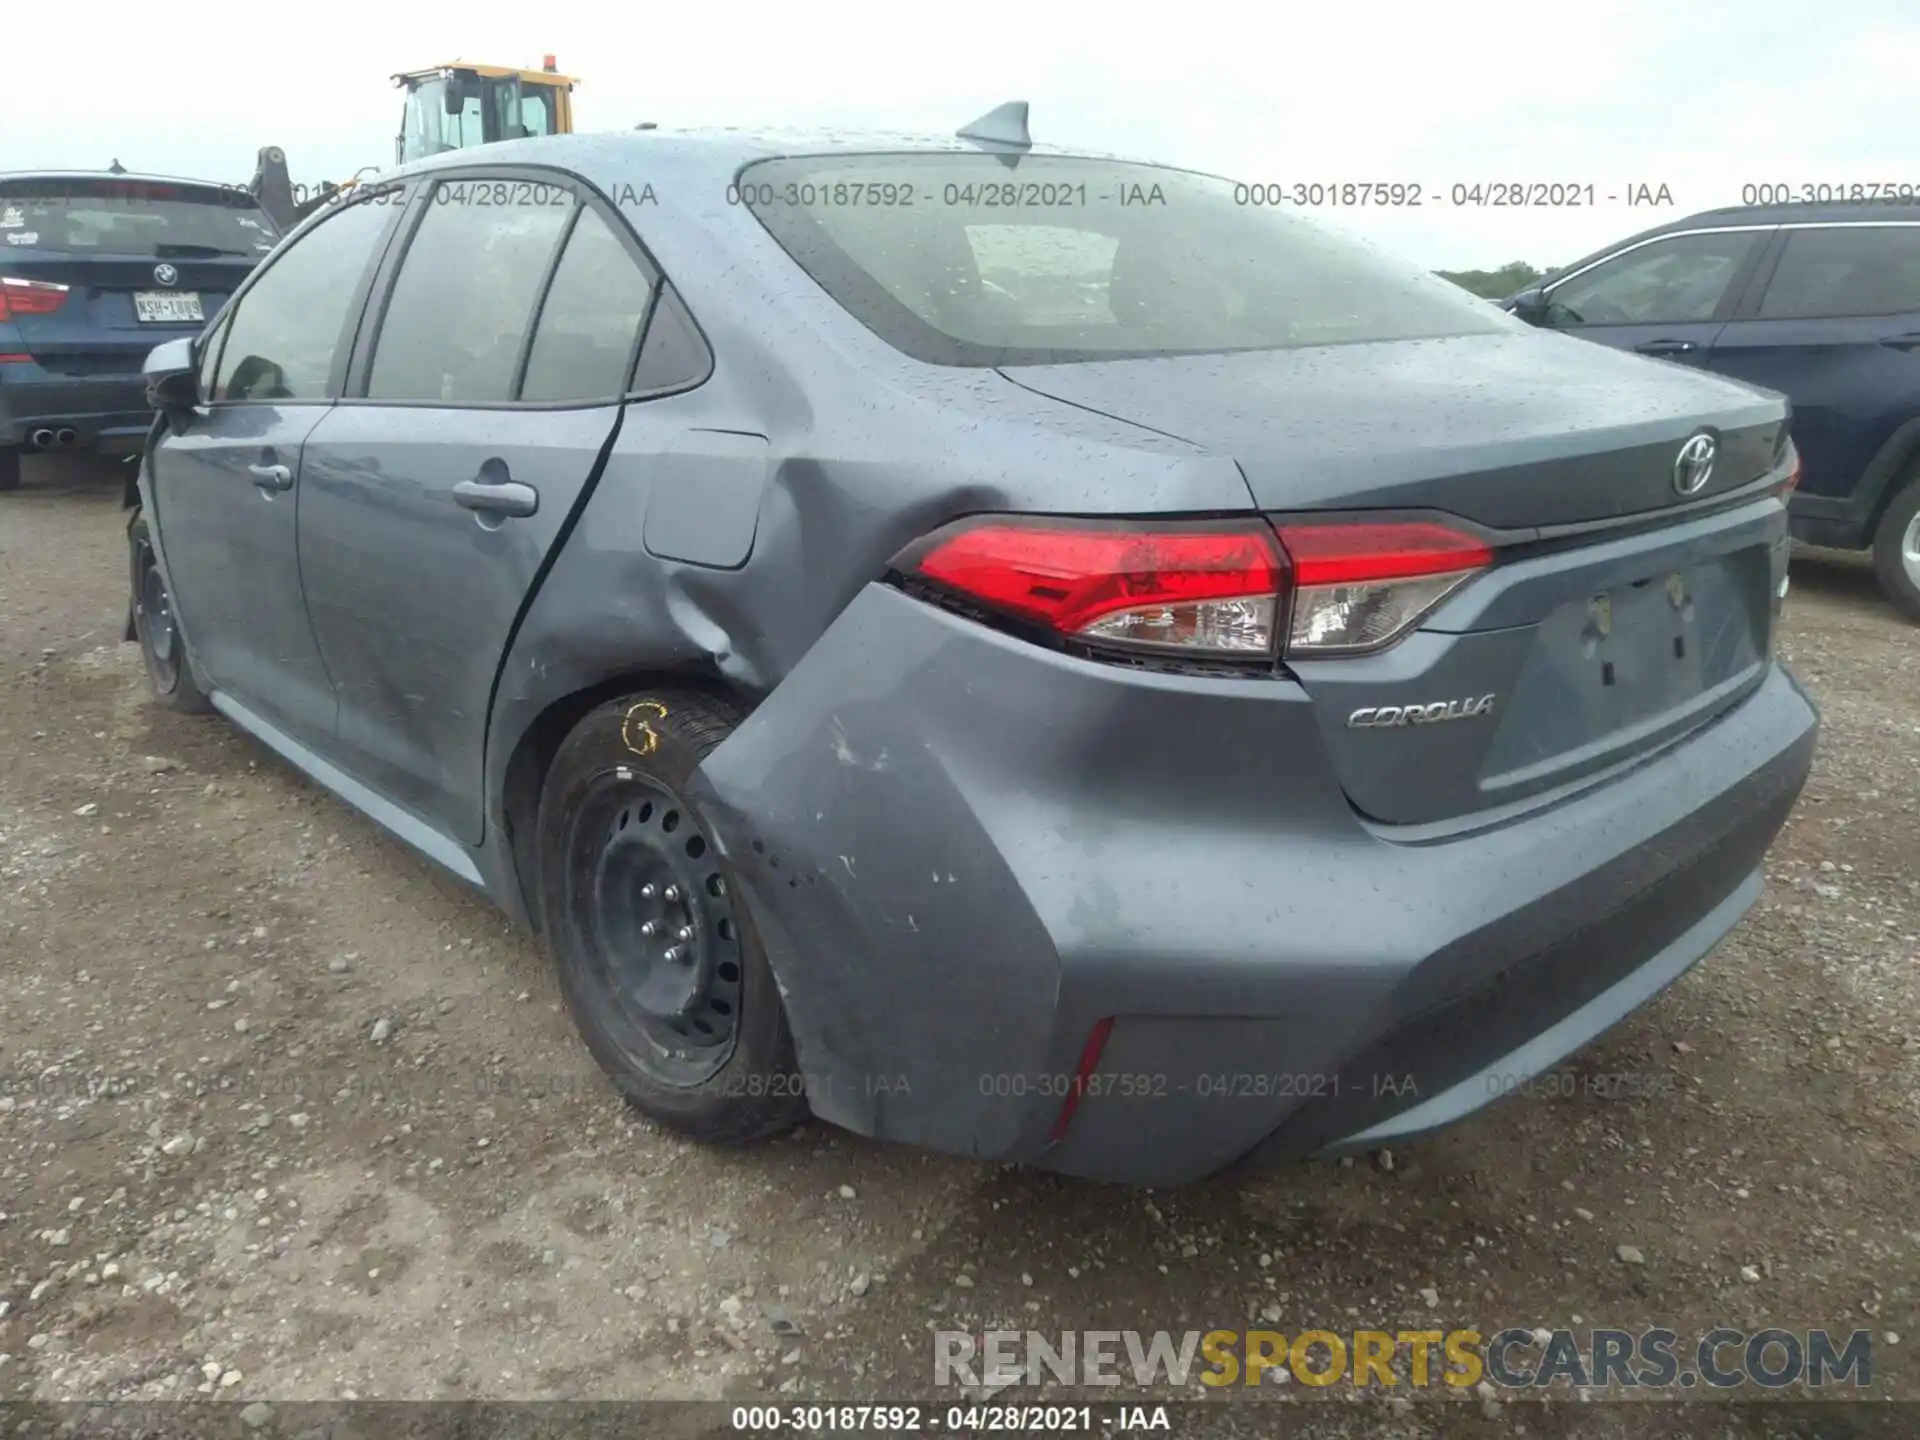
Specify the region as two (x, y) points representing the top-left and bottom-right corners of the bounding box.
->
(152, 263), (178, 287)
(1673, 433), (1716, 496)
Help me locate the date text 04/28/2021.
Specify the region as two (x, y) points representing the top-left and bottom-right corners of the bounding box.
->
(728, 1403), (1166, 1433)
(1229, 181), (1676, 208)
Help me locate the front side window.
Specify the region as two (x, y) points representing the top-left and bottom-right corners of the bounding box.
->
(1546, 231), (1760, 327)
(739, 154), (1518, 366)
(399, 79), (487, 163)
(520, 207), (656, 402)
(366, 180), (573, 403)
(213, 194), (394, 402)
(399, 84), (441, 165)
(1758, 225), (1920, 319)
(440, 93), (485, 152)
(195, 315), (226, 399)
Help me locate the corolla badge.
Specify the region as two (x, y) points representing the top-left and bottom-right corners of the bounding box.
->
(1673, 432), (1716, 496)
(1348, 695), (1497, 729)
(152, 263), (178, 287)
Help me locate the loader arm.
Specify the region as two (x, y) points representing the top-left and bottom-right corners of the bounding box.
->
(246, 146), (299, 231)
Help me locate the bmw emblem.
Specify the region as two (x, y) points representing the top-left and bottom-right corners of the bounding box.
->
(152, 263), (178, 287)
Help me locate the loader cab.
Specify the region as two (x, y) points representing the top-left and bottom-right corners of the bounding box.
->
(394, 63), (575, 166)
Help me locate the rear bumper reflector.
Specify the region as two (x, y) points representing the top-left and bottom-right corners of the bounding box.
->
(1047, 1016), (1116, 1145)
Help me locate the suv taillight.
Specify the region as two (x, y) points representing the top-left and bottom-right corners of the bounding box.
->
(0, 276), (70, 321)
(898, 515), (1493, 660)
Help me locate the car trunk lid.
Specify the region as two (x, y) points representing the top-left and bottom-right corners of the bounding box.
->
(997, 331), (1787, 528)
(1285, 501), (1784, 825)
(998, 333), (1793, 825)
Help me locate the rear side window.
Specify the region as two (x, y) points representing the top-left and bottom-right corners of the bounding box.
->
(367, 181), (573, 403)
(494, 84), (555, 141)
(628, 284), (710, 393)
(213, 195), (394, 402)
(0, 177), (278, 258)
(1545, 231), (1759, 326)
(1757, 225), (1920, 319)
(520, 206), (656, 402)
(739, 154), (1516, 366)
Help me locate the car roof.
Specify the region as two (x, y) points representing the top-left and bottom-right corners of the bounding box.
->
(0, 169), (242, 189)
(378, 126), (1159, 194)
(0, 173), (261, 201)
(542, 125), (1139, 162)
(1663, 200), (1920, 231)
(1537, 199), (1920, 288)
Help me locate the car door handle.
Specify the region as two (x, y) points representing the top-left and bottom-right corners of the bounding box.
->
(1880, 332), (1920, 351)
(452, 479), (539, 518)
(247, 462), (293, 491)
(1634, 339), (1698, 355)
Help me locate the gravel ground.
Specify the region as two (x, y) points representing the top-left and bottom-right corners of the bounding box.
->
(1, 455), (1916, 1437)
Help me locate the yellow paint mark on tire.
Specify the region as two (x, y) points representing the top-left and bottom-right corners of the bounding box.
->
(621, 700), (670, 757)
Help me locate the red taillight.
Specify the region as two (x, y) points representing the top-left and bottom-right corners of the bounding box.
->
(0, 276), (70, 321)
(1782, 440), (1802, 494)
(1275, 522), (1494, 585)
(1274, 521), (1494, 656)
(904, 515), (1496, 660)
(908, 518), (1285, 656)
(1047, 1017), (1115, 1146)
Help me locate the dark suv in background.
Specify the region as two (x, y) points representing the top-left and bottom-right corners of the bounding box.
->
(1504, 202), (1920, 620)
(0, 171), (278, 490)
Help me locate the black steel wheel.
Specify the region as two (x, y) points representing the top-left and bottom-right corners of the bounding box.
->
(537, 689), (805, 1142)
(566, 772), (744, 1085)
(129, 512), (211, 713)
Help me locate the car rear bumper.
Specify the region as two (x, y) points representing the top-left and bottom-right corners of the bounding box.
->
(692, 584), (1818, 1187)
(0, 372), (152, 451)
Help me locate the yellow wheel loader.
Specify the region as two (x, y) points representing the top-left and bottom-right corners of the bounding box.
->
(248, 58), (579, 231)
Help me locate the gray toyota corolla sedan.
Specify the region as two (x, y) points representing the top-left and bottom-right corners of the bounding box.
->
(127, 107), (1817, 1186)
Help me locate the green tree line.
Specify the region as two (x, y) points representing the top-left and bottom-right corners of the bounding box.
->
(1434, 261), (1552, 300)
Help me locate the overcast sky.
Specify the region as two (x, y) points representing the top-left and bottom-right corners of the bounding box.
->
(12, 0), (1920, 269)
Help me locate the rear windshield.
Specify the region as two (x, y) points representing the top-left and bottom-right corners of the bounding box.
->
(739, 153), (1516, 365)
(0, 178), (278, 258)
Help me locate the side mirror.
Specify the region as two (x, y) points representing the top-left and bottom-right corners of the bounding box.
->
(1508, 287), (1549, 324)
(144, 337), (199, 415)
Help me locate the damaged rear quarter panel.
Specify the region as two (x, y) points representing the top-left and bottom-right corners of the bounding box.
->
(688, 656), (1065, 1151)
(483, 196), (1256, 1139)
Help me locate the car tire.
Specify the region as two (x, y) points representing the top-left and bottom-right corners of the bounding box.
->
(535, 688), (807, 1145)
(1871, 477), (1920, 624)
(129, 511), (212, 713)
(0, 447), (20, 492)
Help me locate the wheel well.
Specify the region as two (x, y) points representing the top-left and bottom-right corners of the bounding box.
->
(1880, 456), (1920, 530)
(499, 669), (754, 932)
(1863, 420), (1920, 535)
